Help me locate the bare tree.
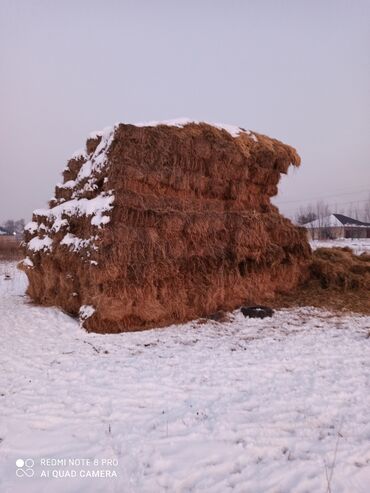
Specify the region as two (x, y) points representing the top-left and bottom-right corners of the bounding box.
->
(14, 219), (25, 235)
(315, 201), (330, 225)
(296, 205), (317, 225)
(362, 195), (370, 222)
(314, 201), (332, 239)
(3, 220), (15, 235)
(346, 202), (361, 220)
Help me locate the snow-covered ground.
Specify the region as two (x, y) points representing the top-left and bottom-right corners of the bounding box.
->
(1, 262), (370, 493)
(310, 238), (370, 255)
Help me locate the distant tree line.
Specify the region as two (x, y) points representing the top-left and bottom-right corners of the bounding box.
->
(1, 219), (25, 235)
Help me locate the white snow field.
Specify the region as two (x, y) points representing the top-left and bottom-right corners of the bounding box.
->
(309, 238), (370, 255)
(1, 262), (370, 493)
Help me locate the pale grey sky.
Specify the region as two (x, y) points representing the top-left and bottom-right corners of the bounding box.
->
(0, 0), (369, 223)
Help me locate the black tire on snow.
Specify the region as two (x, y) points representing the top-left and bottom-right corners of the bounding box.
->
(241, 305), (274, 319)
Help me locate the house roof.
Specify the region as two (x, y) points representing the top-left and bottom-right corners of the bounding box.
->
(332, 213), (370, 226)
(303, 214), (370, 228)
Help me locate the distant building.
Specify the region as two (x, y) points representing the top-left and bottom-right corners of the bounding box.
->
(304, 214), (370, 240)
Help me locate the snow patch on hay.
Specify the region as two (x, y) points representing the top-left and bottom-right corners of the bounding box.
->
(26, 192), (113, 255)
(66, 125), (116, 194)
(70, 148), (87, 160)
(25, 221), (38, 234)
(88, 126), (114, 140)
(60, 233), (99, 252)
(26, 125), (116, 255)
(35, 192), (115, 229)
(51, 218), (69, 233)
(79, 304), (95, 320)
(19, 256), (34, 268)
(27, 235), (53, 252)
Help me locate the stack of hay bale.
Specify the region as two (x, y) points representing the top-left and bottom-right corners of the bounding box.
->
(20, 120), (311, 332)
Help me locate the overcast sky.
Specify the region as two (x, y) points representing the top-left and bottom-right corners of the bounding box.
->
(0, 0), (369, 223)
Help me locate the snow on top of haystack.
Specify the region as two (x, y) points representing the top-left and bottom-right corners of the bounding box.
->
(70, 148), (88, 160)
(88, 126), (116, 140)
(68, 119), (258, 165)
(81, 119), (257, 153)
(133, 118), (258, 140)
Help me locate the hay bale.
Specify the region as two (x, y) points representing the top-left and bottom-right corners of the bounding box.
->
(309, 247), (370, 290)
(19, 120), (311, 332)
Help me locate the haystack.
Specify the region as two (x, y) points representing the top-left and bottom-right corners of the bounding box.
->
(20, 119), (311, 332)
(274, 247), (370, 314)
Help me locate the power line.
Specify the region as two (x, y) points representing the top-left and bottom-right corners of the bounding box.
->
(280, 198), (369, 213)
(276, 188), (370, 205)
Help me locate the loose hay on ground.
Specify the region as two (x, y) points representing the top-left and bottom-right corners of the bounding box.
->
(274, 247), (370, 314)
